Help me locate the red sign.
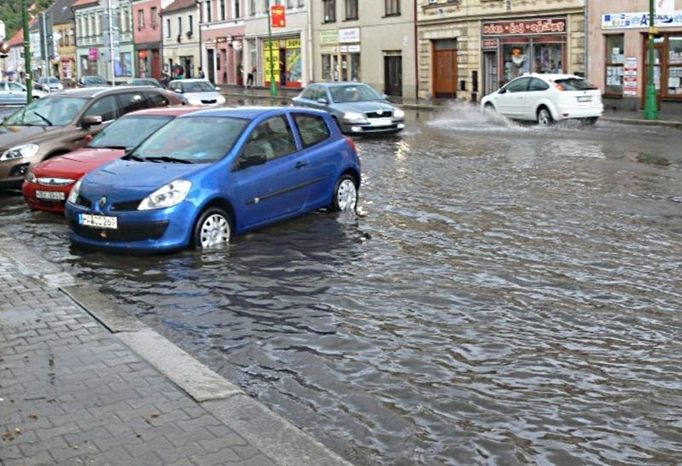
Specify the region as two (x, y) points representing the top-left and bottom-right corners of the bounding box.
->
(482, 18), (566, 36)
(271, 5), (286, 28)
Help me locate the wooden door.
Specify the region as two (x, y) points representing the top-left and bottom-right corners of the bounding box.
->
(384, 55), (403, 96)
(433, 49), (458, 98)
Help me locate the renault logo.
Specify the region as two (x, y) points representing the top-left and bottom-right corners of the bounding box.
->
(99, 196), (107, 208)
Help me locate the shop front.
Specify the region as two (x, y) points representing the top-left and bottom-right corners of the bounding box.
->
(202, 24), (245, 86)
(481, 17), (568, 93)
(319, 28), (361, 83)
(263, 36), (303, 89)
(136, 44), (161, 79)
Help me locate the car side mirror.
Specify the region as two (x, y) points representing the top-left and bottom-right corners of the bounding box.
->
(214, 86), (220, 91)
(237, 153), (267, 170)
(174, 88), (184, 93)
(81, 115), (103, 129)
(316, 98), (328, 104)
(498, 88), (507, 94)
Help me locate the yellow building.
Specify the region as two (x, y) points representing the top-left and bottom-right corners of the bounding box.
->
(48, 0), (77, 81)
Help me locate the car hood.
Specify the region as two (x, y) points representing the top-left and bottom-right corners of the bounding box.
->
(185, 91), (220, 101)
(333, 101), (396, 114)
(81, 158), (207, 200)
(0, 125), (60, 148)
(33, 148), (124, 179)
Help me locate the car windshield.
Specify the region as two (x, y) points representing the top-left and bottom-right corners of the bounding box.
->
(40, 77), (59, 84)
(88, 115), (173, 150)
(131, 116), (247, 163)
(554, 78), (598, 91)
(183, 81), (215, 93)
(3, 97), (87, 127)
(85, 76), (106, 85)
(133, 79), (160, 87)
(330, 84), (383, 103)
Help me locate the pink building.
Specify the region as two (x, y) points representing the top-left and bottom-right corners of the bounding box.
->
(133, 0), (164, 79)
(200, 0), (245, 85)
(588, 0), (682, 112)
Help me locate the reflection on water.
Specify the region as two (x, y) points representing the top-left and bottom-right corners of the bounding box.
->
(1, 114), (682, 465)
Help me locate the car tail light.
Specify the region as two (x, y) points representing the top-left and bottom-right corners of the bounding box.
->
(344, 136), (357, 152)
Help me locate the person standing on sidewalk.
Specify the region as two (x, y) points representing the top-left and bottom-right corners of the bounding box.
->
(246, 66), (256, 88)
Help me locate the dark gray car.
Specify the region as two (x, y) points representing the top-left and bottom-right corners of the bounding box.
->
(292, 82), (405, 135)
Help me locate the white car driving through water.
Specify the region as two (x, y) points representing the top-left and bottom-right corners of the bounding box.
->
(481, 73), (603, 126)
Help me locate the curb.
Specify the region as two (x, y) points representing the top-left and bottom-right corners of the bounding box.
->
(0, 237), (352, 466)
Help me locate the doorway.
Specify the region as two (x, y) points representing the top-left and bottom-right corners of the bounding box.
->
(207, 49), (215, 83)
(432, 39), (458, 98)
(483, 51), (498, 95)
(384, 55), (402, 97)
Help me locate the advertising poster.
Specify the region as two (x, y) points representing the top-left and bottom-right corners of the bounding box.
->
(624, 57), (638, 96)
(285, 39), (301, 85)
(263, 40), (280, 84)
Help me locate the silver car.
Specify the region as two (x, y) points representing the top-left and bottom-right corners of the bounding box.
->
(0, 81), (35, 105)
(37, 77), (64, 93)
(292, 82), (405, 135)
(168, 79), (226, 106)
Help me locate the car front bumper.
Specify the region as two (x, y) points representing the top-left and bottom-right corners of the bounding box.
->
(341, 118), (406, 135)
(22, 181), (74, 213)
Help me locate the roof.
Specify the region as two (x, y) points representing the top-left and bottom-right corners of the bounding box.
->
(162, 0), (197, 14)
(71, 0), (99, 9)
(47, 0), (75, 24)
(7, 29), (25, 47)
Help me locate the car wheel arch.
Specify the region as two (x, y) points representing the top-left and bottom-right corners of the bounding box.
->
(535, 101), (558, 120)
(191, 197), (237, 238)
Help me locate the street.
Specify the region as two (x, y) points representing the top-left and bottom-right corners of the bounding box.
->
(1, 105), (682, 465)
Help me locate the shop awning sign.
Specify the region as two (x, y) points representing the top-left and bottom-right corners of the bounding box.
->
(271, 5), (286, 28)
(602, 11), (682, 29)
(482, 18), (566, 36)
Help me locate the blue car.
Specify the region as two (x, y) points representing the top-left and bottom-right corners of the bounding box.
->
(64, 107), (361, 252)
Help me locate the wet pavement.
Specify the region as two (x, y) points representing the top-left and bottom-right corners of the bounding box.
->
(1, 103), (682, 465)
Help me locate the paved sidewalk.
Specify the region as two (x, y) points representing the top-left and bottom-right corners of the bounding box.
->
(0, 239), (350, 466)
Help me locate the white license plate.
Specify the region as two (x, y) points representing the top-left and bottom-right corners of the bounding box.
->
(370, 118), (392, 127)
(577, 96), (592, 102)
(36, 190), (65, 201)
(79, 214), (118, 229)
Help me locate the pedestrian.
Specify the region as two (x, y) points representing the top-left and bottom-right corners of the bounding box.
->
(246, 66), (255, 88)
(198, 67), (206, 79)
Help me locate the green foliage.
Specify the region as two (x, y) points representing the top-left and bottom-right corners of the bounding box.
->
(0, 0), (52, 39)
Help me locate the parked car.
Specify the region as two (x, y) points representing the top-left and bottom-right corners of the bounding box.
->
(480, 73), (603, 126)
(37, 76), (64, 92)
(23, 107), (199, 212)
(0, 80), (44, 105)
(167, 79), (226, 106)
(292, 82), (405, 135)
(65, 107), (361, 252)
(130, 78), (163, 88)
(0, 86), (185, 189)
(78, 75), (108, 87)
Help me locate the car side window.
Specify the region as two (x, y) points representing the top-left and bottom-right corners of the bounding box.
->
(84, 95), (118, 121)
(144, 91), (171, 108)
(529, 78), (550, 92)
(301, 87), (315, 100)
(9, 82), (24, 91)
(117, 92), (148, 115)
(506, 78), (530, 93)
(243, 116), (298, 163)
(293, 114), (331, 148)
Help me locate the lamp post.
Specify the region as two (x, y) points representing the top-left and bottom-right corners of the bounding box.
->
(22, 0), (32, 102)
(266, 4), (278, 97)
(644, 0), (658, 120)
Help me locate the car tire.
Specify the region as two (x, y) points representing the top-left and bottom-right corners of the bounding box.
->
(192, 208), (232, 249)
(537, 107), (553, 127)
(484, 103), (496, 113)
(582, 117), (598, 126)
(331, 175), (358, 212)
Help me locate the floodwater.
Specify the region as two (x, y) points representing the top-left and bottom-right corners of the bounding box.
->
(1, 104), (681, 465)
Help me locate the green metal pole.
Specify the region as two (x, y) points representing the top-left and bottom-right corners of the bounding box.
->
(22, 0), (32, 102)
(266, 4), (278, 97)
(644, 0), (658, 120)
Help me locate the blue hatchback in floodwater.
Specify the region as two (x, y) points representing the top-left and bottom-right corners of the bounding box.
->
(64, 107), (361, 252)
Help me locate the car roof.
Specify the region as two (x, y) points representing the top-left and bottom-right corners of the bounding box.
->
(315, 82), (371, 88)
(524, 73), (583, 81)
(124, 106), (204, 117)
(51, 86), (168, 98)
(179, 106), (327, 120)
(172, 79), (210, 83)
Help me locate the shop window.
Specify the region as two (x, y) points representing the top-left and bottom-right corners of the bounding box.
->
(667, 36), (682, 96)
(503, 44), (530, 83)
(322, 54), (332, 81)
(323, 0), (336, 23)
(345, 0), (358, 20)
(533, 43), (562, 74)
(350, 53), (360, 81)
(605, 35), (624, 95)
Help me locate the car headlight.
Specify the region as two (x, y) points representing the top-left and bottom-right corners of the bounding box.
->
(0, 144), (39, 162)
(217, 95), (226, 104)
(138, 179), (192, 211)
(343, 112), (366, 121)
(188, 98), (202, 106)
(393, 109), (405, 118)
(67, 179), (82, 204)
(25, 170), (37, 183)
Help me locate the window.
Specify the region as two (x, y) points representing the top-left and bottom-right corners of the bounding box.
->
(178, 17), (182, 36)
(220, 0), (226, 20)
(188, 15), (193, 35)
(528, 78), (549, 91)
(301, 85), (317, 100)
(345, 0), (357, 20)
(234, 0), (240, 17)
(323, 0), (336, 23)
(385, 0), (399, 16)
(84, 96), (118, 122)
(138, 9), (144, 28)
(243, 116), (297, 162)
(117, 92), (149, 115)
(667, 36), (682, 96)
(293, 114), (330, 147)
(206, 0), (212, 22)
(166, 18), (171, 38)
(150, 7), (158, 27)
(504, 77), (530, 93)
(144, 91), (171, 107)
(604, 35), (624, 95)
(250, 0), (256, 16)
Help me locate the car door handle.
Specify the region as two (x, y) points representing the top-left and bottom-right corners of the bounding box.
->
(295, 161), (307, 169)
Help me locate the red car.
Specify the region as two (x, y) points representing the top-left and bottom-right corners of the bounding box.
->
(23, 107), (199, 213)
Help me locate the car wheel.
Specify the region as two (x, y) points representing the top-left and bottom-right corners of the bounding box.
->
(537, 107), (553, 127)
(484, 103), (496, 112)
(332, 175), (358, 212)
(582, 117), (598, 126)
(193, 208), (231, 249)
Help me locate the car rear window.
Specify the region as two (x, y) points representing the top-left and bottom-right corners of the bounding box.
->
(554, 78), (598, 91)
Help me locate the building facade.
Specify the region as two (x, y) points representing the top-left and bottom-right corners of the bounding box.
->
(133, 0), (169, 79)
(417, 0), (585, 101)
(48, 0), (76, 81)
(161, 0), (201, 78)
(588, 0), (682, 113)
(243, 0), (311, 89)
(4, 29), (26, 79)
(74, 0), (135, 82)
(200, 0), (245, 85)
(311, 0), (417, 98)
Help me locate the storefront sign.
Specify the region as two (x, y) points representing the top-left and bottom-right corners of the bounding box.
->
(602, 11), (682, 29)
(271, 5), (286, 28)
(482, 18), (566, 36)
(286, 39), (301, 49)
(348, 45), (360, 53)
(482, 39), (497, 50)
(623, 57), (638, 96)
(88, 48), (98, 60)
(339, 27), (360, 43)
(320, 29), (338, 45)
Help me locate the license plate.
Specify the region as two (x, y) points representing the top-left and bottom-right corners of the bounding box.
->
(36, 190), (65, 201)
(577, 96), (592, 102)
(79, 214), (118, 229)
(370, 118), (392, 127)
